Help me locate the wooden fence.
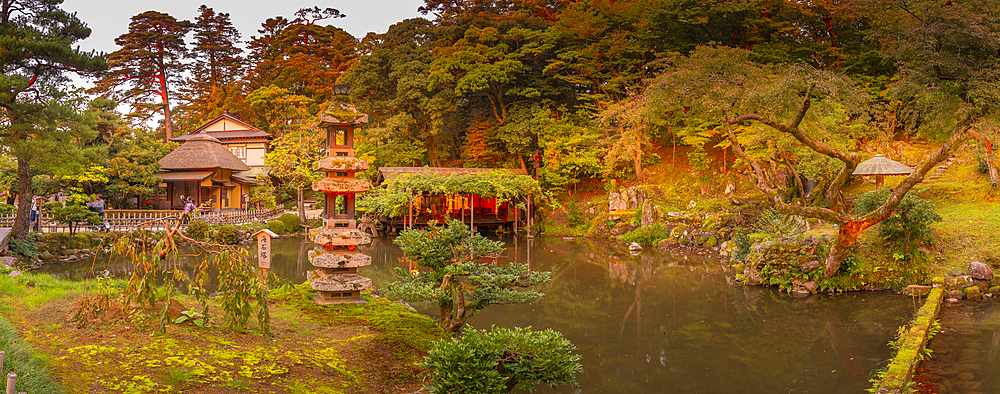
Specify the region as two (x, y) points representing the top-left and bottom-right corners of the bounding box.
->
(0, 208), (282, 233)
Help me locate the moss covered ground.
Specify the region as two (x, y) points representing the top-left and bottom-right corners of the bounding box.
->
(0, 267), (445, 394)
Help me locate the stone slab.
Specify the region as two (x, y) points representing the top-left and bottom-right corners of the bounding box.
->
(310, 227), (371, 246)
(313, 156), (369, 172)
(312, 177), (370, 194)
(308, 248), (371, 268)
(307, 270), (372, 292)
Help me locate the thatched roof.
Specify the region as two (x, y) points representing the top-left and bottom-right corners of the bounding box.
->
(159, 133), (251, 171)
(852, 154), (913, 176)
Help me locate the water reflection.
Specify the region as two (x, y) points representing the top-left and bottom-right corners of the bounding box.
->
(38, 235), (914, 393)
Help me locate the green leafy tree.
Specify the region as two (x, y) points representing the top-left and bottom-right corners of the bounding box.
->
(0, 0), (105, 239)
(853, 189), (942, 252)
(341, 18), (460, 167)
(423, 326), (582, 393)
(628, 44), (981, 278)
(91, 11), (192, 140)
(262, 106), (324, 224)
(385, 220), (551, 332)
(44, 201), (101, 236)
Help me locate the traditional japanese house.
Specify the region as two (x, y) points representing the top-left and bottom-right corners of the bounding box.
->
(170, 113), (272, 167)
(372, 167), (529, 233)
(156, 132), (253, 211)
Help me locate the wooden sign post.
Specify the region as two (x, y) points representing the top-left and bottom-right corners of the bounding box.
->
(252, 229), (279, 269)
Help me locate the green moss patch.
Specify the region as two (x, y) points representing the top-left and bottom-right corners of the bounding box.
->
(0, 274), (443, 393)
(871, 288), (943, 394)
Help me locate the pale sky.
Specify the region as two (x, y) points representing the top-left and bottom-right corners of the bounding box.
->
(62, 0), (428, 54)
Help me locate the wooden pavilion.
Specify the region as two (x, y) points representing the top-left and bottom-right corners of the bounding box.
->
(155, 132), (252, 211)
(372, 167), (529, 233)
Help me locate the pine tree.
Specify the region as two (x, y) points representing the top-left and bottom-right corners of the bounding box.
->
(0, 0), (105, 239)
(177, 5), (245, 128)
(92, 11), (192, 141)
(247, 7), (357, 104)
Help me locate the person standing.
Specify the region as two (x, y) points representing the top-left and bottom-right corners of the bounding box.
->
(183, 196), (196, 224)
(94, 194), (106, 231)
(30, 196), (39, 232)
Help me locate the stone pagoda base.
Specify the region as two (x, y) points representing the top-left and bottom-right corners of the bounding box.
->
(306, 269), (373, 305)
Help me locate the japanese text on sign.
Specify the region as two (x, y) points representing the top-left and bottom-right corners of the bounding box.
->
(258, 233), (271, 269)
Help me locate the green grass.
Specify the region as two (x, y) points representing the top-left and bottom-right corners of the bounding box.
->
(0, 315), (65, 393)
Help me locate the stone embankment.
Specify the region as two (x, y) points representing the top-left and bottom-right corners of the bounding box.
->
(875, 287), (944, 394)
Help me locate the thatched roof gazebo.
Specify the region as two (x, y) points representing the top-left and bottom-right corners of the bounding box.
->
(852, 154), (913, 188)
(156, 132), (253, 210)
(159, 133), (251, 172)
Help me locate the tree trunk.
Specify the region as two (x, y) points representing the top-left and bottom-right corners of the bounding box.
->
(988, 151), (998, 186)
(297, 186), (306, 225)
(824, 219), (878, 278)
(12, 156), (31, 240)
(633, 151), (643, 180)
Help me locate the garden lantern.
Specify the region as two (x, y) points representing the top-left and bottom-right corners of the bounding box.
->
(852, 154), (913, 189)
(306, 84), (373, 304)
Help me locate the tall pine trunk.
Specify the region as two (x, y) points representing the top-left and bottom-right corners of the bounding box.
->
(12, 156), (31, 240)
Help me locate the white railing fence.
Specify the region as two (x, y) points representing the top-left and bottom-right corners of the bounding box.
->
(0, 208), (283, 233)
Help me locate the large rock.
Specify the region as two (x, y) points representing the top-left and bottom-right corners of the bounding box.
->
(1, 256), (17, 267)
(964, 286), (983, 301)
(39, 251), (54, 261)
(743, 263), (762, 286)
(800, 260), (820, 273)
(945, 275), (974, 291)
(628, 242), (643, 252)
(969, 261), (994, 280)
(8, 270), (20, 277)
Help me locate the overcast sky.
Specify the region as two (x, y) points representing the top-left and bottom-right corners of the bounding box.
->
(61, 0), (428, 54)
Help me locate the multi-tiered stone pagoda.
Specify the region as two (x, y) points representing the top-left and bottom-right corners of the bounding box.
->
(306, 84), (373, 304)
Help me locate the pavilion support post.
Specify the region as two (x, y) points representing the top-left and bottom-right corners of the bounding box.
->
(471, 195), (475, 232)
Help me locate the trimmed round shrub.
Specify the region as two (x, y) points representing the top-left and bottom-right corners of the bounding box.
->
(279, 213), (301, 233)
(186, 220), (210, 240)
(215, 225), (240, 245)
(266, 219), (286, 235)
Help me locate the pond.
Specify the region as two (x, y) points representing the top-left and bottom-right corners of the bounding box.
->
(39, 235), (917, 393)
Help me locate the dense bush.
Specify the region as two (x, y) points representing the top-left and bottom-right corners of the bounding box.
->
(278, 213), (301, 233)
(215, 225), (240, 245)
(620, 223), (670, 246)
(8, 234), (38, 259)
(853, 189), (942, 251)
(423, 326), (581, 394)
(266, 219), (286, 235)
(185, 220), (210, 240)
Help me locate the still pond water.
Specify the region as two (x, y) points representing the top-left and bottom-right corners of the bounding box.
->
(40, 235), (917, 394)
